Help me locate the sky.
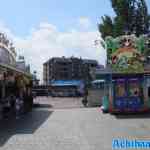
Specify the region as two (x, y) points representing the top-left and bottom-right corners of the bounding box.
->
(0, 0), (149, 82)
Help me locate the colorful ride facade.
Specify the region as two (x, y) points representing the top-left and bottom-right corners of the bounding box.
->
(102, 34), (150, 113)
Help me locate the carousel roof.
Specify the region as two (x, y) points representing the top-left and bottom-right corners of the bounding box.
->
(0, 62), (31, 77)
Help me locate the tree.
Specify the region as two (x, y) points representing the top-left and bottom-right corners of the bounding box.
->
(99, 15), (113, 39)
(99, 0), (150, 39)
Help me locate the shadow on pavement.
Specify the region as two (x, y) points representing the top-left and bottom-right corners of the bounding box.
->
(0, 109), (53, 147)
(114, 112), (150, 119)
(33, 103), (53, 108)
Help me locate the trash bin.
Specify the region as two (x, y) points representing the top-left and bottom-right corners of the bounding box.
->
(101, 96), (109, 113)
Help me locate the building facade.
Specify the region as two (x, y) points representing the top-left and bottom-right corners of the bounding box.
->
(43, 57), (101, 85)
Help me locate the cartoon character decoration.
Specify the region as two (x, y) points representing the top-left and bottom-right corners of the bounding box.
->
(115, 81), (126, 97)
(129, 82), (140, 97)
(105, 35), (146, 73)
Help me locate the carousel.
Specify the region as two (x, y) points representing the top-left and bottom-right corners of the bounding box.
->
(0, 33), (33, 119)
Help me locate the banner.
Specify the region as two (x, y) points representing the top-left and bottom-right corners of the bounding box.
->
(105, 35), (145, 73)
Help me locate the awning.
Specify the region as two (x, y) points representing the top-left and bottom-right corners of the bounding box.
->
(0, 62), (31, 77)
(51, 80), (83, 87)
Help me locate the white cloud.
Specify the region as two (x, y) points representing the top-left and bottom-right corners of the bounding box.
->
(0, 20), (106, 83)
(78, 17), (92, 29)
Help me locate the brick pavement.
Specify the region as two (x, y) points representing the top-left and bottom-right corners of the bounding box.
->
(0, 97), (150, 150)
(34, 96), (84, 109)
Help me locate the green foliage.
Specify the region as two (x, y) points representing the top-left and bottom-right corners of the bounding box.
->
(98, 0), (150, 39)
(136, 36), (145, 53)
(145, 37), (150, 56)
(99, 15), (113, 39)
(105, 36), (119, 59)
(113, 16), (124, 37)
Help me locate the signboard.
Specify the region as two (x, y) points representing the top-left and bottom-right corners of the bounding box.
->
(105, 35), (145, 73)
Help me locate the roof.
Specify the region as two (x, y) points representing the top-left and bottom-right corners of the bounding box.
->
(43, 57), (99, 66)
(0, 62), (31, 77)
(51, 80), (83, 87)
(92, 80), (105, 84)
(44, 57), (72, 64)
(95, 67), (146, 75)
(83, 59), (98, 64)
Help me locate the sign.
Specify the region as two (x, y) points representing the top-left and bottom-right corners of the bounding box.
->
(105, 35), (145, 73)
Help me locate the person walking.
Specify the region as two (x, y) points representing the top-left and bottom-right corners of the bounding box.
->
(15, 98), (23, 119)
(82, 86), (88, 107)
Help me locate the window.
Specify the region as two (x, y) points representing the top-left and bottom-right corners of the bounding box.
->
(128, 79), (140, 97)
(92, 82), (104, 89)
(115, 80), (126, 97)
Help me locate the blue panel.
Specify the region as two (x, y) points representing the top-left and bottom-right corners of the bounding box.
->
(51, 80), (84, 87)
(114, 97), (143, 110)
(114, 98), (127, 110)
(128, 98), (142, 110)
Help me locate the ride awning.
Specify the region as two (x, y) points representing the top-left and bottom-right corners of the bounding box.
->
(0, 62), (31, 77)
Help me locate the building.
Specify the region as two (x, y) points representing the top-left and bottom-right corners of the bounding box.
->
(32, 71), (40, 86)
(16, 60), (31, 73)
(43, 56), (101, 85)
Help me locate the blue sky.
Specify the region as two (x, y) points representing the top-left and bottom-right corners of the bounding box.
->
(0, 0), (149, 82)
(0, 0), (116, 36)
(0, 0), (149, 36)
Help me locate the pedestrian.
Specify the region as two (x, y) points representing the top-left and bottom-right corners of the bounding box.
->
(82, 86), (88, 107)
(15, 98), (23, 119)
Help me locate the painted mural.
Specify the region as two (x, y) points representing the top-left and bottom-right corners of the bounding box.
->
(105, 35), (147, 73)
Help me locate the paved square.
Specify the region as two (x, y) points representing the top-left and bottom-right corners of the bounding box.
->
(0, 97), (150, 150)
